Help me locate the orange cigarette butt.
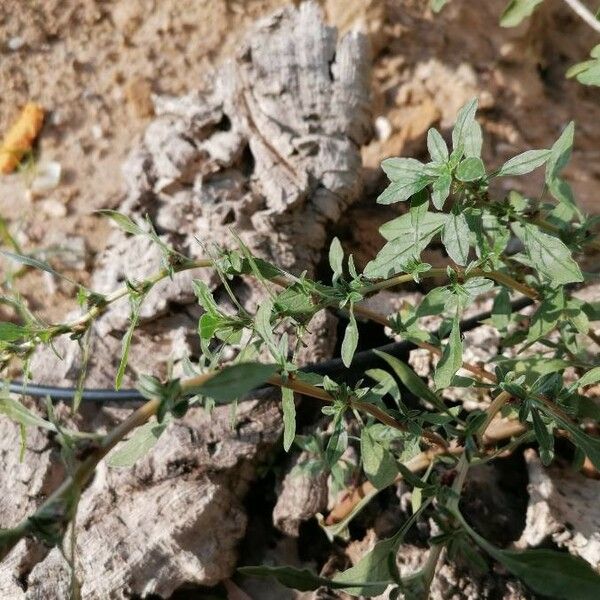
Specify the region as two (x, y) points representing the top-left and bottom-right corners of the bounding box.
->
(0, 102), (45, 175)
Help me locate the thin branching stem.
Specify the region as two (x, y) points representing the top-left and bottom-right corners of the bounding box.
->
(267, 374), (448, 449)
(1, 259), (215, 362)
(359, 267), (538, 300)
(0, 364), (450, 558)
(562, 0), (600, 34)
(351, 304), (498, 383)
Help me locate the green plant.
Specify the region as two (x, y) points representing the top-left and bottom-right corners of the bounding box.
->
(432, 0), (600, 86)
(1, 99), (600, 598)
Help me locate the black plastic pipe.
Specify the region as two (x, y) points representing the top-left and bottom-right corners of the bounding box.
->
(6, 295), (533, 402)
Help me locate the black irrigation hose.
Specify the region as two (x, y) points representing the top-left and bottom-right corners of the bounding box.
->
(6, 295), (534, 402)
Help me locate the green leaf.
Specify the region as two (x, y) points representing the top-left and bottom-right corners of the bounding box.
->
(115, 294), (144, 390)
(460, 514), (600, 599)
(0, 250), (67, 281)
(578, 366), (600, 388)
(430, 0), (450, 13)
(239, 566), (386, 594)
(434, 314), (462, 389)
(341, 308), (359, 368)
(255, 297), (278, 356)
(377, 179), (429, 205)
(512, 222), (583, 285)
(496, 549), (600, 599)
(366, 212), (446, 278)
(455, 157), (485, 182)
(326, 417), (348, 466)
(361, 428), (398, 490)
(417, 286), (452, 317)
(374, 351), (445, 411)
(195, 363), (279, 404)
(329, 237), (344, 279)
(380, 211), (446, 242)
(282, 387), (296, 452)
(198, 313), (220, 340)
(531, 408), (554, 465)
(496, 149), (551, 177)
(442, 213), (470, 265)
(545, 122), (574, 184)
(451, 98), (478, 151)
(377, 160), (434, 205)
(526, 288), (564, 343)
(427, 128), (449, 162)
(381, 157), (424, 182)
(0, 396), (56, 431)
(573, 61), (600, 86)
(461, 277), (495, 305)
(108, 421), (167, 467)
(431, 171), (452, 210)
(274, 284), (314, 318)
(548, 410), (600, 471)
(500, 0), (544, 27)
(464, 120), (483, 158)
(565, 298), (589, 334)
(0, 322), (26, 342)
(97, 210), (146, 236)
(491, 288), (511, 331)
(193, 280), (220, 316)
(566, 59), (595, 80)
(333, 502), (429, 596)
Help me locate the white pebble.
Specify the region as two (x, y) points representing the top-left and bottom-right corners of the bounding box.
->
(30, 161), (62, 195)
(91, 125), (104, 139)
(7, 36), (25, 50)
(374, 116), (392, 141)
(39, 198), (67, 218)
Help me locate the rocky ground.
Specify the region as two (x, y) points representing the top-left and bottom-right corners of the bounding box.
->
(0, 1), (599, 599)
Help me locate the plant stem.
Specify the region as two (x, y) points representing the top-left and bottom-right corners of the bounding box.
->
(0, 365), (450, 559)
(352, 304), (498, 383)
(0, 371), (220, 561)
(1, 259), (215, 362)
(477, 390), (512, 442)
(267, 374), (448, 449)
(326, 377), (515, 524)
(358, 267), (538, 300)
(562, 0), (600, 34)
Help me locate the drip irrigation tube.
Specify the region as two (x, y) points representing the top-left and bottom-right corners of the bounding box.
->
(6, 295), (534, 402)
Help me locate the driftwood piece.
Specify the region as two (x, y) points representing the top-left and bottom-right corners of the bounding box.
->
(1, 3), (371, 598)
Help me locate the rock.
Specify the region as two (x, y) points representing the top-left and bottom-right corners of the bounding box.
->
(516, 449), (600, 567)
(0, 396), (283, 598)
(117, 0), (371, 274)
(0, 415), (64, 599)
(273, 451), (329, 536)
(27, 479), (246, 599)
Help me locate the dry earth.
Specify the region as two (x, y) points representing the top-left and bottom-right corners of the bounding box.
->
(1, 0), (599, 322)
(1, 1), (600, 599)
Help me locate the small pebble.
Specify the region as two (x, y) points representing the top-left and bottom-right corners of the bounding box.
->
(91, 124), (104, 139)
(7, 36), (25, 50)
(39, 198), (67, 218)
(374, 115), (392, 141)
(30, 161), (62, 195)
